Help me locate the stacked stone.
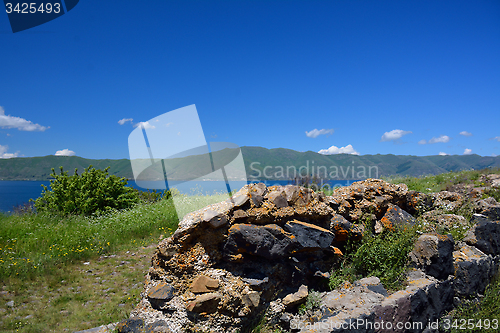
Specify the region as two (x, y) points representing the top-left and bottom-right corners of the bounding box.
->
(116, 178), (500, 333)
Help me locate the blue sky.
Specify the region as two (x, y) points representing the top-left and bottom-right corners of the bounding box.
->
(0, 0), (499, 159)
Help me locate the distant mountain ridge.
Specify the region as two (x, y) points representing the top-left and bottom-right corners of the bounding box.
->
(0, 146), (499, 180)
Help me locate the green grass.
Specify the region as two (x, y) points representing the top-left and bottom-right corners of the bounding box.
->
(0, 191), (235, 332)
(385, 168), (500, 193)
(0, 198), (178, 280)
(0, 190), (232, 281)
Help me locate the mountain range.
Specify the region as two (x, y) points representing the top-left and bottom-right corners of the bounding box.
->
(0, 146), (499, 181)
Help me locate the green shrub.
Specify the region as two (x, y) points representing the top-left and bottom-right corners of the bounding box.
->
(32, 165), (140, 216)
(298, 289), (322, 315)
(328, 261), (359, 290)
(352, 225), (418, 291)
(329, 220), (418, 292)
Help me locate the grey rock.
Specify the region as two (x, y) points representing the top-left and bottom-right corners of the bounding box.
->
(355, 276), (388, 297)
(233, 209), (247, 220)
(241, 277), (269, 291)
(147, 282), (175, 310)
(147, 321), (172, 333)
(116, 318), (144, 333)
(283, 220), (335, 251)
(380, 204), (417, 231)
(409, 233), (454, 280)
(6, 300), (14, 308)
(463, 215), (500, 255)
(242, 291), (260, 308)
(283, 285), (308, 307)
(250, 193), (264, 207)
(232, 194), (249, 208)
(267, 191), (289, 208)
(202, 209), (227, 229)
(250, 182), (268, 196)
(74, 323), (118, 333)
(223, 224), (296, 260)
(284, 185), (300, 204)
(476, 197), (499, 210)
(453, 244), (498, 298)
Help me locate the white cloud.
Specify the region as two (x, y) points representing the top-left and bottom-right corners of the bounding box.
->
(305, 128), (334, 138)
(438, 152), (448, 156)
(318, 144), (359, 155)
(463, 148), (472, 155)
(429, 135), (450, 144)
(492, 136), (500, 142)
(420, 135), (450, 144)
(0, 144), (19, 159)
(0, 106), (49, 132)
(133, 121), (155, 130)
(55, 149), (76, 156)
(118, 118), (133, 125)
(380, 129), (412, 142)
(459, 131), (472, 137)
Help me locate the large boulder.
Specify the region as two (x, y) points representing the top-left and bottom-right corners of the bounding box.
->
(283, 220), (335, 251)
(409, 233), (454, 280)
(453, 244), (499, 298)
(463, 215), (500, 255)
(223, 223), (297, 260)
(475, 197), (500, 221)
(377, 204), (417, 233)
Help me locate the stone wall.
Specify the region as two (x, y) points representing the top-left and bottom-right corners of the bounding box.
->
(117, 178), (500, 333)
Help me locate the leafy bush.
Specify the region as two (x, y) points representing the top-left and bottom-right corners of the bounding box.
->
(32, 165), (140, 215)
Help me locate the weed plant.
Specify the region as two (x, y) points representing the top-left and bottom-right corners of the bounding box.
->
(329, 217), (419, 292)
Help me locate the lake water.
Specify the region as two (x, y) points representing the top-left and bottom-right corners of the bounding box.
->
(0, 179), (358, 213)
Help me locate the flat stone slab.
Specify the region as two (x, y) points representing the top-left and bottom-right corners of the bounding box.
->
(73, 323), (117, 333)
(189, 275), (219, 293)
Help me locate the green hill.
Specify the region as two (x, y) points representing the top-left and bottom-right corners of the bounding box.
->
(1, 147), (499, 181)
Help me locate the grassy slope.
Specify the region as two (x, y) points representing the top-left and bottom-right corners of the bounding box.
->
(0, 190), (232, 332)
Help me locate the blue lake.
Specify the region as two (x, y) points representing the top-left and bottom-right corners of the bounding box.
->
(0, 179), (358, 213)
